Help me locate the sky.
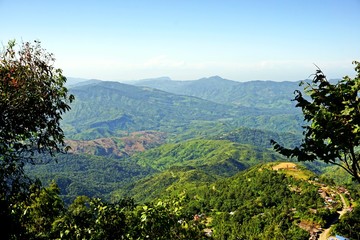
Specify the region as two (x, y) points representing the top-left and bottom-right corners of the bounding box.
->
(1, 0), (359, 81)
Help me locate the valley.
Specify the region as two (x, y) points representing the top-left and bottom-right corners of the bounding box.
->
(2, 1), (358, 238)
(25, 76), (359, 239)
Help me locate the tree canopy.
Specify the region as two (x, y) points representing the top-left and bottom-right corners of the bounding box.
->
(0, 40), (74, 158)
(272, 61), (360, 182)
(0, 40), (74, 238)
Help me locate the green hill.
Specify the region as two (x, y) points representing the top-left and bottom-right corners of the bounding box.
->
(113, 139), (287, 202)
(26, 138), (288, 204)
(187, 163), (326, 239)
(25, 153), (155, 203)
(133, 76), (301, 111)
(112, 166), (217, 203)
(115, 162), (335, 239)
(133, 139), (284, 172)
(213, 127), (301, 148)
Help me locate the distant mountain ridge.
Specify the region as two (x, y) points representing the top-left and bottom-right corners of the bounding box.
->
(64, 75), (307, 115)
(132, 76), (303, 110)
(62, 80), (249, 139)
(62, 80), (301, 140)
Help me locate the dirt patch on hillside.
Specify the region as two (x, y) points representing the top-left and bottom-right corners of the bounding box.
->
(66, 131), (167, 158)
(272, 162), (297, 171)
(298, 220), (321, 236)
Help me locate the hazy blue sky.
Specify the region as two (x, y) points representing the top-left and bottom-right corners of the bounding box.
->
(1, 0), (359, 81)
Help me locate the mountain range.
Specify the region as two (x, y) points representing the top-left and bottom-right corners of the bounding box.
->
(132, 75), (302, 110)
(28, 75), (312, 202)
(23, 75), (357, 239)
(61, 77), (304, 140)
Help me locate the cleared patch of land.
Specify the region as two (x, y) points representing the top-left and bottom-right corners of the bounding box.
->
(65, 131), (167, 158)
(272, 162), (312, 180)
(272, 162), (297, 170)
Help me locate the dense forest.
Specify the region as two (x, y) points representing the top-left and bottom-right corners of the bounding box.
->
(2, 41), (359, 239)
(19, 163), (360, 239)
(23, 77), (360, 239)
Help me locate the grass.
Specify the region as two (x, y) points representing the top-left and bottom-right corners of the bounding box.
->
(271, 162), (313, 180)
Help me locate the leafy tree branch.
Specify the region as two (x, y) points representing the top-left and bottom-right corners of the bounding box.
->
(272, 61), (360, 182)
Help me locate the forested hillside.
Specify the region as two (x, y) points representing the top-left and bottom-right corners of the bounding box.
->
(182, 163), (327, 239)
(2, 2), (358, 237)
(25, 153), (155, 203)
(132, 139), (281, 172)
(112, 140), (286, 202)
(26, 77), (329, 205)
(22, 76), (358, 239)
(213, 127), (301, 148)
(26, 139), (286, 202)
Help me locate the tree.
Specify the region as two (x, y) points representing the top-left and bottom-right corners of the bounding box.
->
(272, 61), (360, 181)
(334, 204), (360, 239)
(0, 40), (74, 238)
(16, 181), (64, 239)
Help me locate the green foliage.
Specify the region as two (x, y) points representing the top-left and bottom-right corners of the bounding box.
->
(214, 127), (301, 149)
(27, 139), (287, 204)
(113, 163), (334, 239)
(15, 182), (64, 239)
(133, 139), (284, 172)
(115, 139), (286, 201)
(334, 203), (360, 239)
(230, 113), (304, 135)
(272, 61), (360, 181)
(16, 163), (341, 240)
(181, 166), (324, 239)
(114, 166), (217, 203)
(40, 193), (205, 240)
(3, 181), (207, 239)
(321, 165), (355, 185)
(0, 40), (73, 239)
(0, 40), (74, 159)
(130, 197), (206, 240)
(51, 196), (134, 239)
(25, 153), (155, 203)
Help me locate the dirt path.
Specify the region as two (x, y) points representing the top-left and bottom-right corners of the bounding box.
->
(338, 194), (348, 216)
(319, 227), (331, 240)
(318, 192), (348, 240)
